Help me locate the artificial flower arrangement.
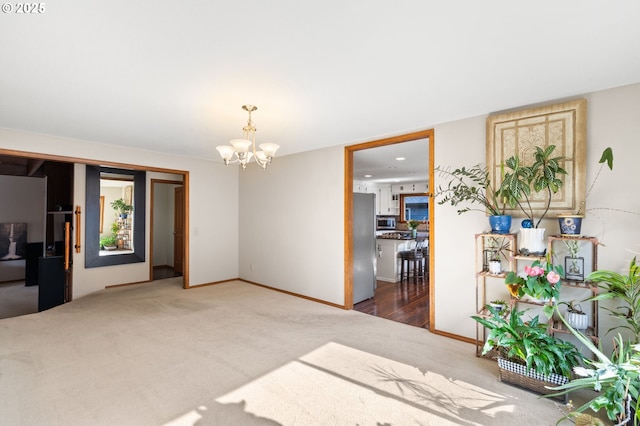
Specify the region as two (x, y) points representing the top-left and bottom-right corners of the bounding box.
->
(505, 259), (564, 302)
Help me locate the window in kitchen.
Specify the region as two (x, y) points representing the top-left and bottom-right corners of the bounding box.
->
(401, 194), (428, 222)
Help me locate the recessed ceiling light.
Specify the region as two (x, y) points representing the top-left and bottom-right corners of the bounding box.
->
(396, 157), (406, 161)
(364, 174), (372, 178)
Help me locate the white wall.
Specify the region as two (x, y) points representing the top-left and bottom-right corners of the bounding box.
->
(0, 127), (239, 298)
(0, 175), (46, 281)
(433, 115), (488, 337)
(432, 82), (640, 349)
(2, 83), (638, 349)
(238, 145), (345, 305)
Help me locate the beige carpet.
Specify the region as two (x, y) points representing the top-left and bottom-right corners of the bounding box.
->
(0, 279), (579, 425)
(0, 281), (38, 319)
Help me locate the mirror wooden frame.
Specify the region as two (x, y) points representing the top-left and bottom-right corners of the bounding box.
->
(85, 165), (146, 268)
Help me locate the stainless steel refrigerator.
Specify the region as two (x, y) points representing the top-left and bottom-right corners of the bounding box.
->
(353, 193), (376, 304)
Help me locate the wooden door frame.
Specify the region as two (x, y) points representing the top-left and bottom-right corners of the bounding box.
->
(344, 129), (435, 332)
(150, 179), (186, 288)
(0, 147), (190, 290)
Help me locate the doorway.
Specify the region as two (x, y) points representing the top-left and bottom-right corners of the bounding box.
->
(150, 180), (185, 284)
(345, 129), (435, 331)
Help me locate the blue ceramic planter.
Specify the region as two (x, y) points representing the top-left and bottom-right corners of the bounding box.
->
(558, 215), (583, 236)
(489, 215), (512, 234)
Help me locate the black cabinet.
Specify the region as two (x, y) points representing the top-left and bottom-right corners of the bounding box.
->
(25, 242), (43, 286)
(38, 256), (65, 311)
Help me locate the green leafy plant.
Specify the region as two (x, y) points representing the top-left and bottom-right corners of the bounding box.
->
(563, 239), (582, 259)
(558, 300), (585, 315)
(434, 163), (505, 216)
(588, 257), (640, 343)
(498, 145), (567, 228)
(486, 236), (512, 262)
(110, 198), (133, 216)
(407, 220), (420, 230)
(505, 258), (564, 307)
(547, 307), (640, 425)
(99, 235), (117, 248)
(472, 306), (582, 378)
(576, 147), (614, 215)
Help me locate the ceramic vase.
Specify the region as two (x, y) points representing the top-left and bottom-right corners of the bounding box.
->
(565, 311), (589, 330)
(489, 215), (512, 234)
(557, 214), (584, 236)
(519, 228), (546, 256)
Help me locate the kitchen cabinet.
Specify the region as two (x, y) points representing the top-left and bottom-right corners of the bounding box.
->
(376, 238), (400, 282)
(391, 182), (428, 194)
(378, 185), (392, 214)
(376, 237), (420, 282)
(353, 180), (377, 194)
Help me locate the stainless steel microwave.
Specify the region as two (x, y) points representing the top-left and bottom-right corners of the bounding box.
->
(376, 216), (396, 230)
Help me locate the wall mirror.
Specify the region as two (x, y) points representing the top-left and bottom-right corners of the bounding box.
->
(85, 166), (146, 268)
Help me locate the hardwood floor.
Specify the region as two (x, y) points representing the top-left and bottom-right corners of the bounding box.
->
(354, 278), (429, 329)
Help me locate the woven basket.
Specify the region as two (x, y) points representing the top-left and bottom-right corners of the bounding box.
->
(497, 358), (569, 401)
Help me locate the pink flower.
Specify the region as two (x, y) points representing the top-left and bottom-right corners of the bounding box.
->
(525, 265), (545, 277)
(546, 271), (560, 284)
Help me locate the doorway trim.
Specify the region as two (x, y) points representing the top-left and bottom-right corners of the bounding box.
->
(150, 179), (185, 287)
(344, 129), (435, 331)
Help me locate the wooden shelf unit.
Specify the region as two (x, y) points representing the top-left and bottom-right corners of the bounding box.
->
(474, 233), (516, 356)
(475, 233), (601, 356)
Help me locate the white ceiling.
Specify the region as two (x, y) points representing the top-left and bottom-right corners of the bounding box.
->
(353, 138), (429, 183)
(1, 1), (639, 168)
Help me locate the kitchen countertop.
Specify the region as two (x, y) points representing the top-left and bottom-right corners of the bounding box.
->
(377, 232), (427, 240)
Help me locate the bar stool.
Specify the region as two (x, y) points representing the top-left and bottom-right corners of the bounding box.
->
(399, 236), (427, 284)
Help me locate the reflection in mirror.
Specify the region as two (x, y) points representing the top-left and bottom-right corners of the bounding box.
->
(85, 166), (145, 268)
(99, 173), (134, 256)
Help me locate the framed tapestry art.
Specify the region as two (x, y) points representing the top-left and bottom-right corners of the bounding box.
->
(486, 100), (587, 219)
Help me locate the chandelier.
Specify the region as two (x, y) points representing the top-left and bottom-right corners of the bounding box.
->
(216, 105), (280, 169)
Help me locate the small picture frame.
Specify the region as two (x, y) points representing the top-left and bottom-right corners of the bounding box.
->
(565, 256), (585, 281)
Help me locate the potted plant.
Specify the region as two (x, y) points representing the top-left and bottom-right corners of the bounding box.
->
(110, 198), (133, 218)
(407, 220), (420, 238)
(434, 163), (511, 234)
(556, 147), (613, 236)
(558, 300), (589, 330)
(547, 308), (639, 425)
(472, 306), (583, 397)
(99, 235), (117, 250)
(587, 257), (640, 343)
(485, 236), (512, 274)
(488, 299), (507, 312)
(498, 145), (567, 255)
(562, 239), (586, 281)
(505, 258), (564, 306)
(99, 221), (119, 250)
